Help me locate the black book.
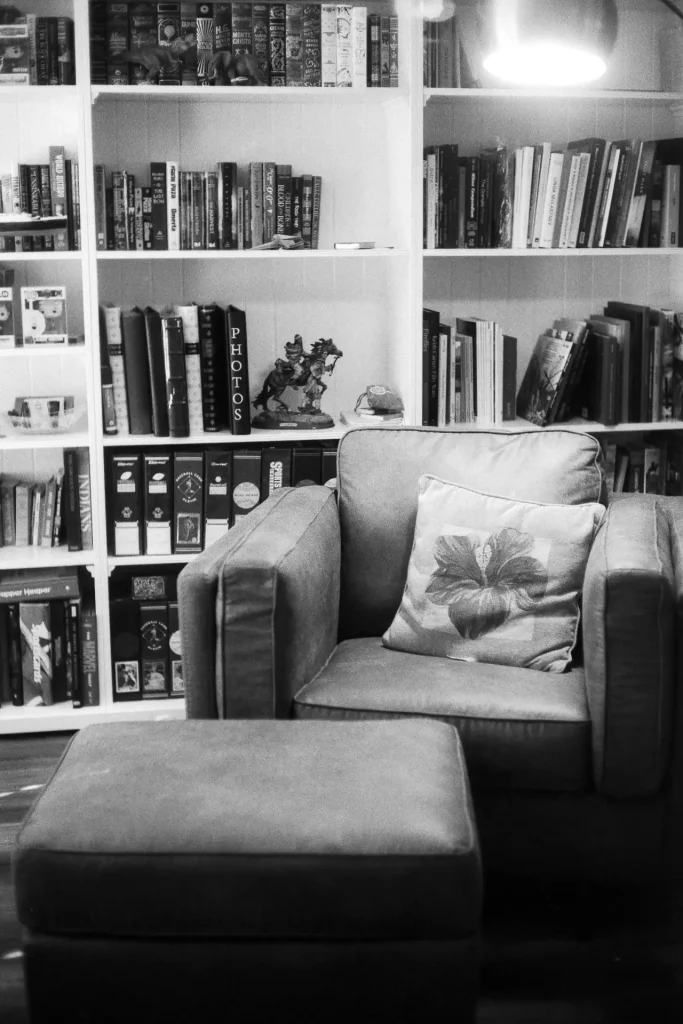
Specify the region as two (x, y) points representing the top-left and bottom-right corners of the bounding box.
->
(111, 453), (143, 557)
(423, 307), (440, 426)
(143, 306), (170, 437)
(173, 452), (204, 554)
(144, 453), (172, 556)
(653, 138), (683, 246)
(121, 307), (153, 434)
(220, 162), (237, 249)
(110, 599), (141, 702)
(160, 315), (190, 438)
(47, 17), (59, 84)
(168, 601), (184, 697)
(67, 599), (81, 708)
(198, 303), (227, 432)
(260, 447), (292, 500)
(7, 604), (23, 706)
(231, 449), (261, 526)
(140, 602), (169, 699)
(150, 162), (168, 249)
(63, 448), (82, 551)
(51, 599), (68, 703)
(292, 447), (322, 487)
(79, 595), (99, 707)
(604, 301), (651, 422)
(99, 308), (117, 434)
(225, 304), (250, 435)
(204, 450), (232, 547)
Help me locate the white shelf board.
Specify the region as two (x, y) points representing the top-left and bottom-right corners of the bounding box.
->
(0, 251), (82, 262)
(108, 553), (194, 568)
(425, 88), (683, 103)
(103, 427), (346, 446)
(96, 248), (407, 260)
(0, 345), (86, 357)
(424, 248), (683, 258)
(92, 84), (408, 104)
(0, 547), (94, 570)
(0, 85), (78, 102)
(444, 418), (683, 435)
(0, 432), (91, 451)
(0, 699), (186, 735)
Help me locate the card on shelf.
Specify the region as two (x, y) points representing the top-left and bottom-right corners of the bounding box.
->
(20, 287), (68, 345)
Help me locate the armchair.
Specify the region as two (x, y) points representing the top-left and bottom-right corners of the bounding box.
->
(179, 427), (682, 885)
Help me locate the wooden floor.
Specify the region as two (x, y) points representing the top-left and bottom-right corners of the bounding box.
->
(1, 734), (683, 1023)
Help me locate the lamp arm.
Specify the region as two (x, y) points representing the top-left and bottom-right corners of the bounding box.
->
(660, 0), (683, 22)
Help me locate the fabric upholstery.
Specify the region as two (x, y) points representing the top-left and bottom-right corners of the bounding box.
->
(383, 475), (603, 671)
(14, 720), (481, 941)
(659, 496), (683, 878)
(294, 638), (591, 792)
(337, 427), (604, 640)
(179, 485), (340, 719)
(582, 496), (676, 799)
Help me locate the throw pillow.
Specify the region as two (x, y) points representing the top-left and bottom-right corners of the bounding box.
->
(383, 475), (605, 672)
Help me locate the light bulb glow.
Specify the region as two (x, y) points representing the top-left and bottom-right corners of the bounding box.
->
(483, 43), (607, 86)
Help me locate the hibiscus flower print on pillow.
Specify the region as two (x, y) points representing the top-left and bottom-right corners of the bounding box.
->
(383, 475), (604, 672)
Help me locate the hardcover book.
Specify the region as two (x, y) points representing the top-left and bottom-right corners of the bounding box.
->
(140, 602), (169, 698)
(144, 453), (172, 555)
(253, 3), (270, 83)
(320, 4), (336, 86)
(302, 4), (322, 86)
(63, 449), (82, 552)
(336, 5), (352, 87)
(21, 287), (67, 345)
(161, 315), (190, 437)
(269, 4), (286, 86)
(150, 162), (168, 249)
(166, 161), (180, 250)
(121, 307), (154, 434)
(0, 568), (79, 605)
(19, 602), (52, 706)
(285, 4), (303, 85)
(112, 454), (143, 557)
(516, 334), (575, 427)
(171, 303), (203, 434)
(204, 450), (232, 546)
(79, 595), (99, 707)
(174, 451), (204, 553)
(197, 302), (226, 431)
(48, 147), (68, 251)
(77, 449), (94, 550)
(225, 304), (250, 434)
(0, 24), (30, 82)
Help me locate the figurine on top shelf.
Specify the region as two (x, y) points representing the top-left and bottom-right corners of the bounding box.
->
(252, 334), (343, 431)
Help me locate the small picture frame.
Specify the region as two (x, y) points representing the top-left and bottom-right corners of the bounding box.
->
(115, 660), (140, 694)
(142, 660), (168, 694)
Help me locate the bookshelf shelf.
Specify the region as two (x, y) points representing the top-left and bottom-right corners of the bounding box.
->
(0, 699), (186, 735)
(0, 86), (78, 102)
(108, 554), (193, 568)
(0, 432), (91, 452)
(102, 427), (346, 447)
(424, 248), (683, 258)
(96, 249), (408, 260)
(0, 547), (94, 570)
(424, 88), (683, 104)
(91, 84), (409, 105)
(0, 346), (86, 357)
(0, 251), (82, 262)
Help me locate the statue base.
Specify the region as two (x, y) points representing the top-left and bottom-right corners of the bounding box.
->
(252, 409), (335, 431)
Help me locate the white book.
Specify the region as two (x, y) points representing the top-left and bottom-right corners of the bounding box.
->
(336, 6), (353, 87)
(426, 152), (437, 249)
(171, 303), (203, 434)
(517, 146), (534, 249)
(351, 6), (367, 88)
(512, 148), (523, 248)
(101, 304), (130, 435)
(538, 152), (564, 249)
(597, 147), (620, 247)
(437, 327), (448, 427)
(558, 154), (582, 248)
(567, 153), (592, 248)
(494, 322), (504, 424)
(321, 5), (337, 86)
(531, 142), (552, 247)
(661, 164), (680, 248)
(166, 161), (180, 251)
(618, 140), (643, 247)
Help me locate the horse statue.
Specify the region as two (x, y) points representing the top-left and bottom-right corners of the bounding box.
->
(252, 336), (344, 430)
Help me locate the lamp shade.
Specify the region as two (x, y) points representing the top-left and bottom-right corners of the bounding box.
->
(481, 0), (619, 87)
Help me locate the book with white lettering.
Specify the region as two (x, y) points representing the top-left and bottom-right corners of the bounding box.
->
(0, 568), (80, 604)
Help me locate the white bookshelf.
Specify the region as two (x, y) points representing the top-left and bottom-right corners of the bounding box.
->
(2, 0), (683, 733)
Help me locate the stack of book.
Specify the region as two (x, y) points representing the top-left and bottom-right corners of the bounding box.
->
(422, 308), (518, 427)
(0, 146), (80, 252)
(108, 443), (337, 557)
(601, 435), (683, 497)
(0, 15), (75, 85)
(90, 3), (399, 88)
(95, 161), (322, 251)
(110, 590), (183, 702)
(424, 136), (683, 251)
(422, 10), (478, 89)
(100, 302), (250, 438)
(0, 570), (98, 708)
(0, 449), (93, 553)
(516, 303), (683, 430)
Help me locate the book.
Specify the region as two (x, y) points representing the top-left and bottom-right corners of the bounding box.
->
(79, 595), (99, 707)
(101, 304), (130, 434)
(351, 5), (367, 89)
(168, 602), (184, 696)
(121, 307), (153, 434)
(269, 4), (286, 86)
(204, 450), (232, 546)
(336, 5), (352, 87)
(150, 162), (168, 249)
(48, 147), (69, 250)
(0, 568), (80, 605)
(292, 447), (322, 485)
(171, 302), (203, 434)
(225, 304), (251, 434)
(231, 448), (261, 524)
(661, 164), (680, 248)
(173, 451), (204, 553)
(110, 599), (141, 701)
(21, 287), (68, 344)
(0, 483), (16, 547)
(19, 602), (52, 706)
(144, 453), (172, 556)
(198, 303), (227, 432)
(112, 454), (143, 557)
(517, 334), (576, 427)
(161, 314), (190, 437)
(166, 160), (180, 250)
(140, 602), (169, 698)
(260, 447), (292, 498)
(76, 449), (93, 551)
(321, 4), (337, 86)
(63, 449), (82, 552)
(538, 152), (564, 249)
(143, 305), (170, 436)
(7, 605), (23, 705)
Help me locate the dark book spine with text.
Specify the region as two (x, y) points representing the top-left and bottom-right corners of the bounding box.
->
(161, 316), (190, 437)
(173, 452), (204, 553)
(140, 602), (169, 698)
(302, 4), (321, 86)
(226, 304), (250, 435)
(150, 162), (168, 249)
(79, 597), (99, 707)
(7, 604), (23, 706)
(198, 303), (226, 431)
(63, 449), (82, 552)
(143, 306), (170, 436)
(68, 599), (81, 707)
(121, 308), (153, 434)
(204, 450), (233, 546)
(253, 3), (270, 84)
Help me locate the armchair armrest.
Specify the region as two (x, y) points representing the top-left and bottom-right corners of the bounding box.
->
(582, 496), (676, 799)
(178, 485), (340, 719)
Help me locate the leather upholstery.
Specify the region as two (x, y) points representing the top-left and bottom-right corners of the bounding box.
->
(14, 720), (481, 941)
(337, 427), (604, 640)
(582, 496), (676, 799)
(294, 638), (591, 792)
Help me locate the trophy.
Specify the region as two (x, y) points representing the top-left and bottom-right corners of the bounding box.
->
(252, 334), (343, 430)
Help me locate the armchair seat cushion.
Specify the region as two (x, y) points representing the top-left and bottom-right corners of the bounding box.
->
(294, 638), (591, 792)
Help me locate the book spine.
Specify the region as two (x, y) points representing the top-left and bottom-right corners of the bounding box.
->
(47, 18), (59, 85)
(173, 452), (204, 553)
(110, 599), (141, 701)
(263, 162), (276, 243)
(103, 305), (130, 434)
(144, 453), (172, 556)
(52, 470), (64, 547)
(166, 161), (180, 250)
(336, 5), (352, 87)
(595, 147), (620, 247)
(567, 151), (591, 248)
(253, 3), (270, 84)
(311, 175), (322, 249)
(291, 176), (302, 233)
(214, 3), (232, 55)
(94, 165), (107, 250)
(112, 171), (127, 250)
(380, 16), (391, 88)
(558, 154), (581, 249)
(180, 5), (198, 85)
(26, 14), (37, 85)
(603, 146), (629, 248)
(285, 4), (304, 85)
(63, 449), (82, 552)
(121, 308), (153, 434)
(226, 304), (251, 435)
(39, 165), (53, 251)
(173, 305), (204, 434)
(8, 605), (23, 706)
(57, 17), (75, 85)
(198, 305), (225, 431)
(124, 171), (136, 250)
(220, 162), (236, 249)
(76, 449), (93, 551)
(112, 454), (143, 557)
(302, 4), (322, 87)
(79, 599), (99, 707)
(232, 2), (253, 55)
(388, 15), (399, 87)
(41, 477), (57, 546)
(105, 187), (115, 249)
(48, 146), (68, 250)
(150, 162), (168, 249)
(269, 4), (286, 86)
(206, 172), (218, 249)
(231, 449), (262, 524)
(260, 446), (292, 498)
(249, 162), (264, 246)
(368, 14), (380, 87)
(161, 316), (190, 437)
(191, 171), (204, 249)
(538, 153), (564, 249)
(36, 17), (49, 85)
(67, 599), (81, 707)
(625, 141), (656, 247)
(196, 7), (214, 85)
(649, 162), (664, 247)
(142, 186), (153, 249)
(351, 5), (366, 89)
(134, 186), (144, 250)
(180, 170), (192, 250)
(661, 164), (680, 248)
(301, 173), (313, 247)
(20, 602), (52, 706)
(502, 335), (517, 421)
(321, 4), (337, 86)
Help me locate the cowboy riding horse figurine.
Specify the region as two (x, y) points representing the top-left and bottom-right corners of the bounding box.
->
(252, 334), (343, 430)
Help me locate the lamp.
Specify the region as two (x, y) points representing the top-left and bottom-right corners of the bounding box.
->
(480, 0), (619, 87)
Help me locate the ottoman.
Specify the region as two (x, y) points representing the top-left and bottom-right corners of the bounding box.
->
(14, 719), (482, 1024)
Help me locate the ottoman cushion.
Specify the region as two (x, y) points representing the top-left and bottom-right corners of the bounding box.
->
(14, 719), (481, 942)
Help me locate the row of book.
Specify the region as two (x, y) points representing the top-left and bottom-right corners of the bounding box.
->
(94, 161), (322, 251)
(0, 147), (81, 252)
(421, 309), (517, 427)
(422, 11), (478, 90)
(423, 136), (683, 251)
(0, 450), (93, 554)
(516, 303), (683, 429)
(601, 436), (683, 497)
(0, 569), (98, 708)
(91, 3), (399, 88)
(0, 17), (75, 85)
(100, 301), (251, 438)
(110, 596), (183, 701)
(109, 442), (337, 556)
(0, 285), (69, 347)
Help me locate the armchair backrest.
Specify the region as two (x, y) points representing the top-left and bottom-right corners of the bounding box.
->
(336, 427), (604, 640)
